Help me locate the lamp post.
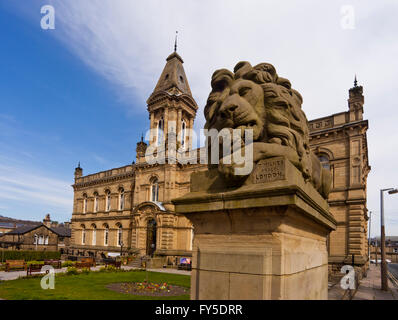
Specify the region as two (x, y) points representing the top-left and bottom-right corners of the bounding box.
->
(380, 188), (398, 291)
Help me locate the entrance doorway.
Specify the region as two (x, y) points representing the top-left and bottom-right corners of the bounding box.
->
(146, 219), (157, 256)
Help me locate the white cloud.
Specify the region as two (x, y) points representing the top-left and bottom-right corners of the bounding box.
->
(0, 163), (73, 215)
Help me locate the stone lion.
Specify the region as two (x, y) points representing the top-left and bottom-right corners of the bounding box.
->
(204, 61), (331, 198)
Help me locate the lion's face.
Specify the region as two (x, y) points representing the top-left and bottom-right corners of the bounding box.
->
(210, 78), (266, 141)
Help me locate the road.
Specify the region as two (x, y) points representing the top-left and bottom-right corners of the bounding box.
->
(388, 263), (398, 280)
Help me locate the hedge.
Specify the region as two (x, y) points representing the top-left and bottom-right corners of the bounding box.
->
(1, 250), (60, 262)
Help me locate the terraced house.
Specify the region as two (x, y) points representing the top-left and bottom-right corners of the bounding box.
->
(70, 49), (370, 273)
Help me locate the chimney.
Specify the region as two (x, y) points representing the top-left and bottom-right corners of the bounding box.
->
(43, 214), (51, 227)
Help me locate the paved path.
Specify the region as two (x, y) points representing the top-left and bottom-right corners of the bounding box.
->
(328, 264), (398, 300)
(353, 264), (398, 300)
(147, 268), (191, 276)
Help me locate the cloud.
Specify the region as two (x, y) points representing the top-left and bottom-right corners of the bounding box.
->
(7, 1), (398, 234)
(0, 163), (73, 215)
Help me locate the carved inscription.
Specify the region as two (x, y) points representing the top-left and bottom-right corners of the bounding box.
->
(252, 158), (285, 184)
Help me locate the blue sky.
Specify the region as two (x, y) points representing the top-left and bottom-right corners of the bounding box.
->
(0, 1), (147, 223)
(0, 1), (398, 236)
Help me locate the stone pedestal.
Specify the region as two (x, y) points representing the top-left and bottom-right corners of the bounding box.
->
(172, 157), (336, 300)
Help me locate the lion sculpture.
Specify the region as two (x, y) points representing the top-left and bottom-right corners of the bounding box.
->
(204, 61), (331, 198)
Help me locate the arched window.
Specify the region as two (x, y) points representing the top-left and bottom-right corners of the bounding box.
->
(119, 188), (125, 211)
(93, 192), (99, 213)
(117, 224), (123, 247)
(318, 155), (330, 170)
(104, 224), (109, 246)
(157, 117), (164, 146)
(83, 194), (87, 214)
(181, 120), (186, 148)
(45, 236), (49, 245)
(81, 225), (86, 245)
(33, 234), (38, 245)
(92, 224), (97, 246)
(105, 190), (111, 212)
(38, 235), (44, 245)
(151, 178), (159, 202)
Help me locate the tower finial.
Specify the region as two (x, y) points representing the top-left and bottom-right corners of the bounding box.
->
(78, 161), (81, 168)
(141, 133), (144, 142)
(354, 74), (358, 87)
(174, 31), (178, 52)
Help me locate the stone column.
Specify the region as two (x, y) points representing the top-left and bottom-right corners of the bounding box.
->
(173, 157), (336, 300)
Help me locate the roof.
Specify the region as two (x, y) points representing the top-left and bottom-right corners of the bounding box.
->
(5, 223), (71, 237)
(150, 51), (193, 98)
(49, 226), (71, 237)
(6, 224), (42, 235)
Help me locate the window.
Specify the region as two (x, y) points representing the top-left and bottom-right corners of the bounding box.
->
(92, 225), (96, 246)
(117, 224), (123, 247)
(81, 225), (86, 245)
(157, 117), (164, 146)
(181, 120), (186, 148)
(151, 178), (159, 202)
(106, 190), (111, 212)
(45, 236), (49, 245)
(119, 188), (125, 211)
(318, 155), (330, 170)
(104, 224), (109, 246)
(33, 234), (38, 245)
(93, 192), (99, 213)
(83, 194), (87, 214)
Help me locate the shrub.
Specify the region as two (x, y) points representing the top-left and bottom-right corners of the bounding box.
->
(98, 265), (122, 272)
(66, 267), (79, 275)
(26, 261), (44, 266)
(2, 250), (60, 261)
(61, 261), (75, 268)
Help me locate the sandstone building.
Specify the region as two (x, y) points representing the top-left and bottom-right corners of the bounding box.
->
(70, 50), (370, 271)
(308, 81), (370, 273)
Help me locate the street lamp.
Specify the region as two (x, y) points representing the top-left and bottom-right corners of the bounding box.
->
(368, 211), (372, 262)
(380, 188), (398, 291)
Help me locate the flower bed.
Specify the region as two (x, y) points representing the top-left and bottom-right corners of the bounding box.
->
(106, 281), (189, 297)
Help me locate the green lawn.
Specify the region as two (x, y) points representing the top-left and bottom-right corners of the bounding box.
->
(0, 270), (190, 300)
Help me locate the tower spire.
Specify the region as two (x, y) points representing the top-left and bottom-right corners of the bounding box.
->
(354, 74), (358, 87)
(174, 31), (178, 52)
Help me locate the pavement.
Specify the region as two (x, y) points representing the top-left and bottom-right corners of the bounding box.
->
(353, 264), (398, 300)
(0, 265), (190, 282)
(147, 268), (191, 276)
(328, 263), (398, 300)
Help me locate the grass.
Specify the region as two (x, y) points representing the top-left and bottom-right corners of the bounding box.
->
(0, 270), (190, 300)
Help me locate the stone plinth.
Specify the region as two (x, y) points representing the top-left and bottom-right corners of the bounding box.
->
(172, 157), (337, 300)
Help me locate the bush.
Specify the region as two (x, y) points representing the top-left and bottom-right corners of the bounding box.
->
(1, 250), (60, 261)
(98, 265), (122, 272)
(26, 261), (44, 266)
(61, 261), (75, 268)
(66, 267), (79, 275)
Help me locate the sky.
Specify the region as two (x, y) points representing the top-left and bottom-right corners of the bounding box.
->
(0, 1), (397, 236)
